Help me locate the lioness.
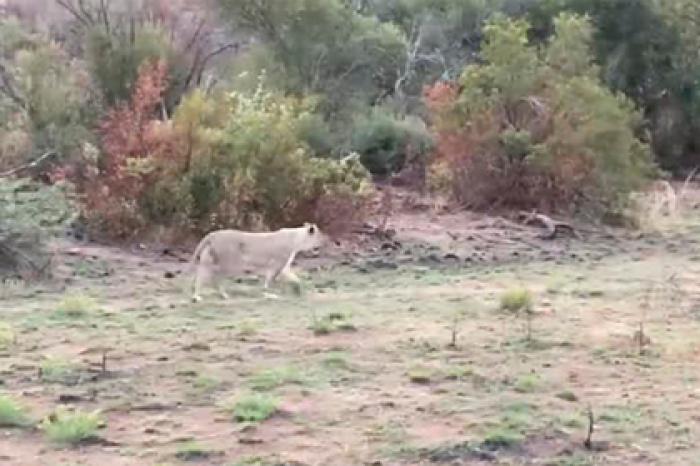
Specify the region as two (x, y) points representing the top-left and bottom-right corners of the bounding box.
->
(190, 222), (328, 302)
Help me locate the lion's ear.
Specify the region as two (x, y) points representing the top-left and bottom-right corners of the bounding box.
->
(308, 224), (316, 235)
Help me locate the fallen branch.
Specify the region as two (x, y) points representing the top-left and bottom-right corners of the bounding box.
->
(518, 211), (580, 240)
(0, 151), (56, 178)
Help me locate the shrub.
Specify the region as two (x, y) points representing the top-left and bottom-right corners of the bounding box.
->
(425, 13), (653, 217)
(86, 24), (183, 106)
(55, 294), (98, 319)
(40, 408), (102, 445)
(0, 395), (31, 427)
(0, 178), (75, 280)
(230, 393), (278, 423)
(500, 288), (534, 313)
(81, 74), (373, 240)
(350, 109), (433, 176)
(0, 18), (100, 174)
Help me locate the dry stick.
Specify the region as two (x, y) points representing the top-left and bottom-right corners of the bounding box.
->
(584, 404), (595, 449)
(0, 151), (56, 178)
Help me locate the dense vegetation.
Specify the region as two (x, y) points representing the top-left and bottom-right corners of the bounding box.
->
(1, 0), (700, 273)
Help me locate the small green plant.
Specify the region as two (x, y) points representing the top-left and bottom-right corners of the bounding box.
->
(41, 408), (102, 445)
(248, 366), (307, 391)
(500, 287), (535, 341)
(0, 395), (31, 427)
(39, 358), (81, 385)
(311, 318), (334, 335)
(407, 367), (434, 384)
(193, 375), (220, 393)
(309, 312), (357, 336)
(482, 425), (523, 449)
(55, 294), (98, 319)
(500, 288), (534, 313)
(237, 320), (259, 337)
(0, 322), (15, 349)
(230, 393), (278, 423)
(481, 402), (534, 450)
(513, 373), (542, 393)
(174, 441), (219, 461)
(321, 351), (350, 370)
(444, 364), (473, 381)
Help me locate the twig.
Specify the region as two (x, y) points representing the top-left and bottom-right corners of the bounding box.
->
(584, 404), (594, 449)
(0, 151), (56, 178)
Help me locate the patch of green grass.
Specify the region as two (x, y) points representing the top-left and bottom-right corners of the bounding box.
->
(39, 358), (82, 385)
(0, 395), (31, 427)
(321, 351), (351, 370)
(513, 373), (542, 393)
(547, 453), (594, 466)
(557, 412), (585, 429)
(174, 441), (219, 461)
(482, 425), (524, 449)
(310, 313), (358, 336)
(444, 364), (473, 381)
(311, 319), (334, 335)
(0, 322), (15, 349)
(54, 293), (98, 319)
(499, 288), (533, 313)
(237, 320), (259, 337)
(231, 457), (275, 466)
(192, 375), (220, 393)
(230, 393), (278, 423)
(248, 366), (307, 391)
(480, 400), (536, 450)
(500, 401), (535, 430)
(598, 405), (644, 433)
(41, 408), (102, 445)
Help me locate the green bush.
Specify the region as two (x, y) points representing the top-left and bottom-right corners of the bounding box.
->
(427, 13), (653, 217)
(351, 109), (433, 176)
(230, 393), (278, 423)
(0, 178), (75, 279)
(86, 24), (183, 106)
(40, 408), (102, 445)
(0, 18), (99, 171)
(0, 395), (31, 428)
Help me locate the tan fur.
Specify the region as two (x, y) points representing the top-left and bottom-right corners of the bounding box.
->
(190, 222), (327, 302)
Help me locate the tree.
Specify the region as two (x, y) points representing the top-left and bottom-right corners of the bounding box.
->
(0, 17), (99, 174)
(527, 0), (691, 170)
(218, 0), (406, 117)
(427, 13), (653, 217)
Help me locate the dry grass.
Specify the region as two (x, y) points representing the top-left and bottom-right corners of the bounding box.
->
(2, 202), (700, 464)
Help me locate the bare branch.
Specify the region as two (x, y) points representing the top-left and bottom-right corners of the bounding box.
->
(0, 151), (57, 178)
(55, 0), (92, 26)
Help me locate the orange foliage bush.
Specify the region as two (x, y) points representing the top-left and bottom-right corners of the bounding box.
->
(83, 59), (177, 239)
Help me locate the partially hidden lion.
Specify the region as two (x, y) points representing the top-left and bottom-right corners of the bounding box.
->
(190, 222), (330, 302)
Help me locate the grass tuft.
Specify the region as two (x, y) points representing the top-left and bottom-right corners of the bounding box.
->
(0, 395), (31, 427)
(55, 293), (98, 319)
(230, 393), (278, 423)
(41, 408), (103, 445)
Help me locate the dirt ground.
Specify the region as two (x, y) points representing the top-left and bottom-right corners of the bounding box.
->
(2, 188), (700, 466)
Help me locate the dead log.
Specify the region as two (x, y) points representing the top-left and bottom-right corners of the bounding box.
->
(518, 211), (580, 240)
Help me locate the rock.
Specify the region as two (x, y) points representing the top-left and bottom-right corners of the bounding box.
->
(443, 253), (460, 262)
